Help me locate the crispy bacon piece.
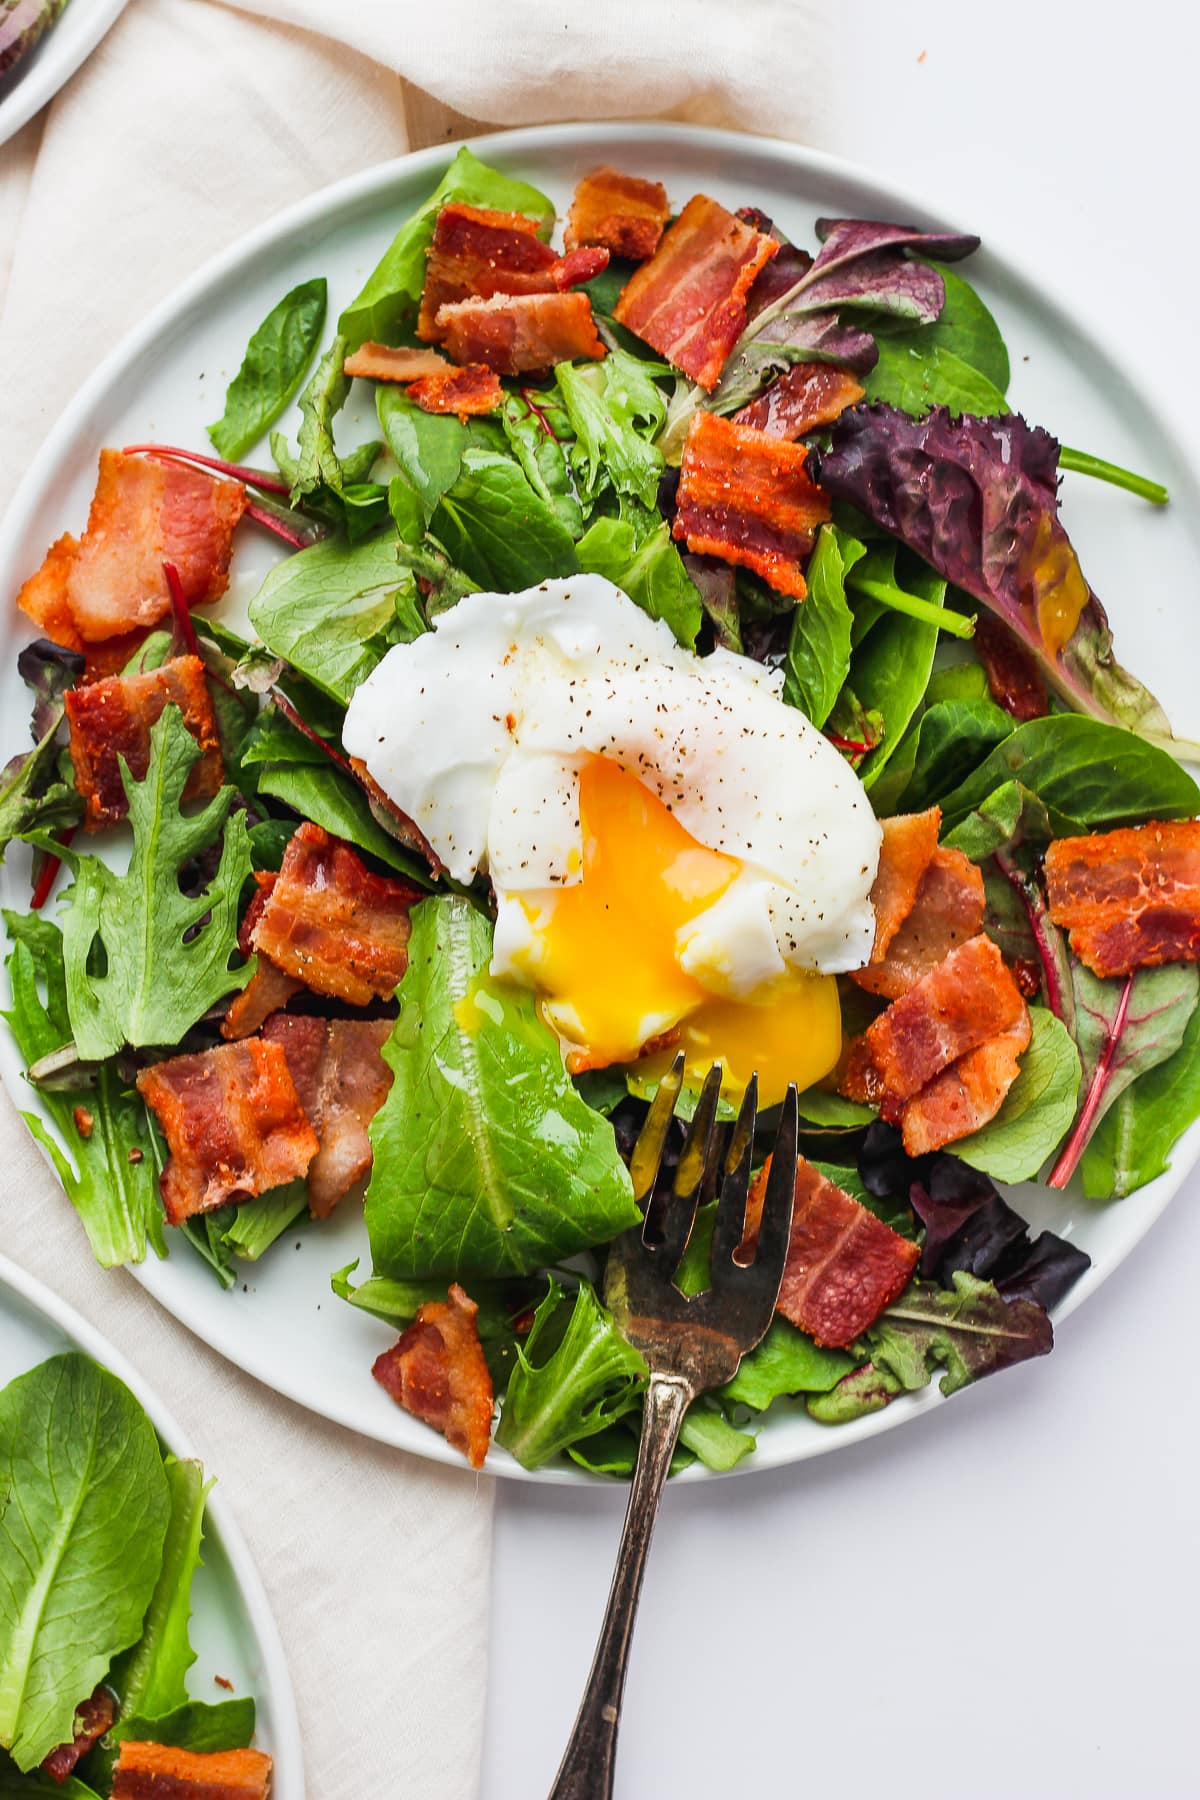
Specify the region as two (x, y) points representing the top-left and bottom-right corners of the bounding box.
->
(900, 1011), (1031, 1155)
(855, 847), (986, 1001)
(1044, 820), (1200, 976)
(973, 616), (1049, 722)
(564, 166), (670, 262)
(612, 195), (777, 389)
(221, 872), (303, 1040)
(137, 1039), (318, 1225)
(111, 1741), (273, 1798)
(733, 362), (865, 439)
(842, 934), (1026, 1117)
(373, 1284), (494, 1468)
(248, 824), (421, 1007)
(745, 1156), (918, 1349)
(417, 201), (608, 342)
(672, 411), (830, 600)
(261, 1014), (392, 1216)
(434, 291), (606, 375)
(17, 450), (246, 648)
(42, 1686), (116, 1783)
(408, 363), (503, 419)
(343, 341), (454, 381)
(864, 807), (942, 962)
(65, 655), (224, 830)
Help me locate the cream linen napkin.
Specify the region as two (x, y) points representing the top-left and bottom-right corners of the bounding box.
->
(0, 4), (834, 1793)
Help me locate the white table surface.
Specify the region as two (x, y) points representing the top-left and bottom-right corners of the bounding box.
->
(481, 6), (1200, 1797)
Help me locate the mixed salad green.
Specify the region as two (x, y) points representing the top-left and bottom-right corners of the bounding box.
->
(3, 145), (1199, 1475)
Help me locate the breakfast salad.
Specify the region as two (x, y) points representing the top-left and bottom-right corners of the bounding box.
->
(3, 147), (1199, 1475)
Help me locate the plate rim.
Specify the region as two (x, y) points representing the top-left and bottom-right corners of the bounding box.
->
(0, 1250), (306, 1794)
(0, 0), (130, 149)
(1, 118), (1197, 1483)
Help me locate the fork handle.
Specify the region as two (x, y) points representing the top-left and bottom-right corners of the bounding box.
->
(547, 1374), (693, 1800)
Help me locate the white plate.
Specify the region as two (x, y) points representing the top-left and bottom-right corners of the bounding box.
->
(0, 1251), (304, 1793)
(1, 122), (1199, 1483)
(0, 0), (128, 148)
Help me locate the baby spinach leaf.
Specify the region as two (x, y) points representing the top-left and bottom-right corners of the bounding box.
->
(59, 709), (252, 1061)
(495, 1278), (647, 1469)
(376, 386), (502, 524)
(87, 1698), (255, 1789)
(942, 779), (1078, 863)
(0, 1355), (170, 1771)
(864, 340), (1007, 419)
(252, 762), (432, 885)
(3, 914), (161, 1268)
(720, 1319), (855, 1411)
(432, 450), (578, 590)
(795, 1087), (875, 1129)
(866, 1271), (1052, 1398)
(247, 530), (413, 704)
(364, 897), (640, 1279)
(848, 553), (946, 789)
(1081, 999), (1200, 1200)
(783, 521), (862, 726)
(893, 695), (1015, 813)
(107, 1458), (208, 1723)
(556, 349), (666, 510)
(208, 277), (327, 461)
(952, 1007), (1081, 1183)
(500, 390), (582, 536)
(872, 263), (1010, 393)
(339, 145), (555, 351)
(575, 503), (702, 648)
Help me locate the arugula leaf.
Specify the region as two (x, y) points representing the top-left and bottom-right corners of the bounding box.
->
(0, 1355), (170, 1771)
(495, 1279), (647, 1469)
(848, 552), (946, 788)
(952, 1007), (1081, 1183)
(376, 385), (503, 524)
(556, 349), (666, 509)
(107, 1458), (208, 1722)
(782, 521), (862, 726)
(252, 761), (432, 885)
(247, 531), (416, 704)
(1081, 998), (1200, 1199)
(364, 897), (640, 1279)
(868, 1271), (1052, 1398)
(208, 277), (327, 461)
(432, 450), (578, 591)
(339, 145), (555, 351)
(59, 709), (252, 1061)
(575, 503), (702, 648)
(500, 390), (582, 536)
(3, 914), (160, 1267)
(720, 1319), (855, 1411)
(893, 695), (1015, 813)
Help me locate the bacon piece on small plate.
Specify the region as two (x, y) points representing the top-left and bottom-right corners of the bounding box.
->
(672, 410), (830, 600)
(842, 934), (1026, 1116)
(408, 363), (503, 419)
(900, 1010), (1031, 1156)
(1044, 820), (1200, 977)
(745, 1156), (918, 1349)
(734, 362), (865, 439)
(17, 450), (246, 648)
(373, 1283), (495, 1468)
(261, 1014), (393, 1216)
(137, 1039), (318, 1225)
(613, 194), (777, 389)
(434, 291), (606, 376)
(564, 166), (671, 261)
(343, 341), (455, 381)
(65, 654), (224, 830)
(111, 1741), (273, 1799)
(854, 847), (986, 1001)
(248, 823), (422, 1007)
(41, 1686), (116, 1783)
(862, 807), (942, 963)
(417, 201), (608, 341)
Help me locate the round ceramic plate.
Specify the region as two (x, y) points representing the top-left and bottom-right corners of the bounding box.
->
(0, 1252), (304, 1792)
(0, 0), (128, 148)
(1, 123), (1198, 1482)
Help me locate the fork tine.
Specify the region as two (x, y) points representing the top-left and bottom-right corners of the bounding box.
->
(630, 1052), (686, 1210)
(643, 1061), (722, 1270)
(750, 1084), (799, 1280)
(709, 1076), (758, 1271)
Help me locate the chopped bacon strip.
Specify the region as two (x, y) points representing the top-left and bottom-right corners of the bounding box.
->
(343, 341), (454, 381)
(222, 874), (305, 1040)
(900, 1010), (1031, 1155)
(42, 1686), (116, 1783)
(864, 807), (942, 962)
(973, 616), (1049, 722)
(373, 1284), (494, 1468)
(842, 934), (1026, 1117)
(854, 847), (986, 1001)
(564, 165), (671, 262)
(434, 291), (606, 375)
(745, 1156), (918, 1349)
(17, 450), (246, 647)
(65, 655), (224, 830)
(417, 202), (608, 342)
(612, 195), (777, 389)
(248, 824), (421, 1007)
(111, 1741), (273, 1798)
(733, 362), (865, 439)
(408, 363), (503, 419)
(1044, 820), (1200, 976)
(672, 411), (830, 600)
(137, 1039), (318, 1225)
(261, 1014), (392, 1216)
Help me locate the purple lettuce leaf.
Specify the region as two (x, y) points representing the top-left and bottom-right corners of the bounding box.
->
(17, 639), (84, 743)
(681, 554), (741, 651)
(745, 242), (814, 323)
(865, 1273), (1053, 1398)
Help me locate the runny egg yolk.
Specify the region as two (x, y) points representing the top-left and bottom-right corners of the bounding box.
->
(510, 756), (842, 1104)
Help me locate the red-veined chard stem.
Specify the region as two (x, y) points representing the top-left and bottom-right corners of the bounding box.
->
(31, 827), (77, 910)
(269, 688), (355, 774)
(123, 443), (292, 496)
(994, 848), (1067, 1023)
(162, 561), (200, 657)
(243, 495), (329, 549)
(519, 387), (563, 444)
(1047, 973), (1134, 1189)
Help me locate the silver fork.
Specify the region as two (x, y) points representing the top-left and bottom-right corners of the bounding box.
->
(547, 1056), (799, 1800)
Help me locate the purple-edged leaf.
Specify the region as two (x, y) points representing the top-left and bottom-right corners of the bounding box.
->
(996, 1234), (1091, 1311)
(711, 313), (878, 419)
(812, 217), (982, 267)
(745, 242), (814, 323)
(18, 640), (84, 741)
(798, 250), (948, 326)
(681, 554), (741, 651)
(867, 1272), (1053, 1398)
(807, 1360), (902, 1424)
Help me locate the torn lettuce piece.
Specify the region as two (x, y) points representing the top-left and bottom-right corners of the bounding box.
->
(495, 1278), (647, 1470)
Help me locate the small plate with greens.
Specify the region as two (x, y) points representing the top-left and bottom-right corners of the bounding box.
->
(0, 1), (129, 149)
(0, 1252), (303, 1794)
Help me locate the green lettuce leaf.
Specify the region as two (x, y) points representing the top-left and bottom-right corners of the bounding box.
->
(866, 1273), (1053, 1397)
(0, 1356), (170, 1771)
(376, 386), (503, 525)
(247, 530), (416, 704)
(59, 709), (252, 1061)
(217, 1184), (309, 1261)
(499, 390), (582, 536)
(720, 1319), (855, 1412)
(286, 333), (351, 505)
(0, 728), (81, 864)
(951, 1007), (1081, 1183)
(1080, 998), (1200, 1200)
(107, 1459), (209, 1722)
(783, 522), (862, 726)
(251, 760), (432, 886)
(364, 897), (640, 1279)
(86, 1698), (254, 1791)
(432, 450), (578, 591)
(575, 504), (702, 648)
(208, 277), (327, 461)
(555, 349), (666, 510)
(677, 1401), (756, 1471)
(495, 1279), (647, 1470)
